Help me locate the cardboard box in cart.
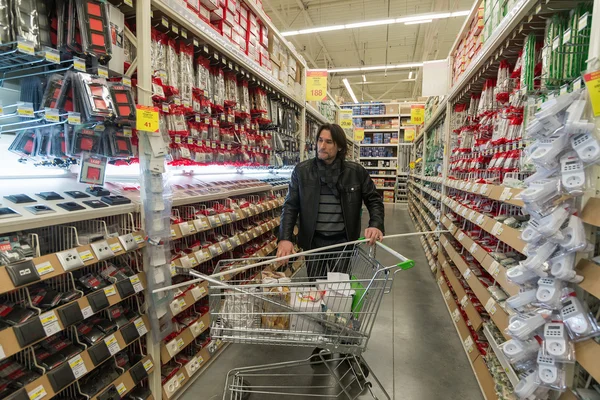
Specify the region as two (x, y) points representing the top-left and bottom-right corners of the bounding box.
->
(288, 287), (325, 333)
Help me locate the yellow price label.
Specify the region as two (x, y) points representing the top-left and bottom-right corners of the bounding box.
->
(17, 40), (35, 55)
(409, 162), (415, 169)
(584, 70), (600, 116)
(404, 128), (415, 142)
(45, 49), (60, 64)
(74, 57), (86, 72)
(136, 105), (160, 132)
(410, 104), (425, 125)
(354, 127), (364, 141)
(306, 69), (328, 101)
(98, 66), (109, 78)
(339, 109), (353, 129)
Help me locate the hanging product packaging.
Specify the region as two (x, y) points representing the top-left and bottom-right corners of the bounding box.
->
(500, 338), (540, 366)
(535, 349), (567, 392)
(12, 0), (41, 49)
(547, 251), (583, 283)
(67, 0), (83, 54)
(179, 42), (194, 109)
(9, 128), (38, 157)
(541, 322), (576, 363)
(506, 311), (551, 341)
(41, 74), (68, 110)
(49, 125), (69, 157)
(74, 72), (115, 121)
(224, 71), (237, 107)
(79, 151), (107, 185)
(76, 0), (112, 62)
(69, 124), (103, 156)
(165, 37), (180, 96)
(560, 295), (600, 341)
(103, 125), (133, 158)
(108, 83), (136, 122)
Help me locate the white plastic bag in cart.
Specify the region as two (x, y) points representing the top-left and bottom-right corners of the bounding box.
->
(221, 287), (260, 329)
(288, 287), (325, 334)
(316, 272), (355, 314)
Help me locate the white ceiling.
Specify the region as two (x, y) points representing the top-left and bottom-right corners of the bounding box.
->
(263, 0), (475, 101)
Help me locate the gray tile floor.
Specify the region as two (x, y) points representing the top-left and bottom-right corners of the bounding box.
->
(180, 205), (484, 400)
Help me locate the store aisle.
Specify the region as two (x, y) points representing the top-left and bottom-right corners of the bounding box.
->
(180, 205), (483, 400)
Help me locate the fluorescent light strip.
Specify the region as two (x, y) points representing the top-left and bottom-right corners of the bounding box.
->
(281, 10), (469, 37)
(328, 62), (424, 73)
(343, 78), (358, 104)
(405, 19), (432, 25)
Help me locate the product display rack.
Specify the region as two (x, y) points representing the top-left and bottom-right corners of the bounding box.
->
(410, 0), (600, 399)
(0, 0), (307, 395)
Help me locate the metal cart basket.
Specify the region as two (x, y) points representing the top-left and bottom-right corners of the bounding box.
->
(181, 240), (414, 400)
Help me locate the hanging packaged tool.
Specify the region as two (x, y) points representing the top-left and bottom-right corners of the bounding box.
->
(74, 72), (115, 121)
(67, 0), (83, 54)
(76, 0), (112, 62)
(108, 83), (135, 122)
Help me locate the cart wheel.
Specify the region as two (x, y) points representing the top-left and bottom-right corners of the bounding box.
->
(349, 356), (369, 379)
(310, 347), (332, 367)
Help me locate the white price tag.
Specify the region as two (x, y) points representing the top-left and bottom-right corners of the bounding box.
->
(104, 286), (117, 297)
(499, 187), (512, 201)
(177, 337), (186, 349)
(69, 354), (88, 379)
(444, 290), (451, 300)
(134, 318), (148, 336)
(74, 57), (86, 72)
(492, 222), (503, 236)
(79, 250), (95, 262)
(472, 183), (480, 193)
(191, 285), (207, 301)
(489, 261), (500, 277)
(463, 269), (472, 280)
(35, 261), (54, 276)
(460, 295), (469, 307)
(104, 334), (121, 355)
(143, 359), (154, 371)
(452, 308), (461, 322)
(457, 232), (465, 241)
(485, 298), (497, 315)
(463, 336), (474, 353)
(116, 383), (127, 396)
(476, 214), (485, 226)
(130, 275), (143, 293)
(480, 184), (488, 194)
(39, 311), (60, 336)
(134, 235), (145, 244)
(28, 385), (47, 400)
(81, 306), (93, 319)
(469, 243), (478, 254)
(110, 242), (124, 253)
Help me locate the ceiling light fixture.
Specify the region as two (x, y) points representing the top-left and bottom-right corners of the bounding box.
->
(405, 19), (433, 25)
(328, 62), (425, 73)
(343, 78), (358, 103)
(281, 10), (470, 37)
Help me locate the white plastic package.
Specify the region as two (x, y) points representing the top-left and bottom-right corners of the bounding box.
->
(560, 296), (600, 342)
(548, 252), (583, 283)
(542, 322), (576, 363)
(500, 338), (540, 365)
(535, 277), (564, 310)
(507, 311), (551, 340)
(536, 350), (567, 392)
(506, 264), (540, 285)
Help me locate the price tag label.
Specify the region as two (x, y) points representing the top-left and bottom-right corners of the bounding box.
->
(476, 214), (485, 226)
(122, 76), (132, 87)
(45, 47), (60, 64)
(124, 0), (132, 6)
(178, 298), (187, 310)
(68, 111), (81, 125)
(457, 232), (465, 241)
(485, 298), (497, 315)
(489, 261), (500, 277)
(444, 290), (451, 300)
(130, 275), (143, 292)
(17, 39), (35, 55)
(178, 373), (186, 384)
(463, 336), (474, 353)
(136, 105), (160, 133)
(69, 354), (88, 379)
(35, 261), (54, 276)
(177, 337), (186, 349)
(500, 187), (512, 201)
(143, 359), (154, 371)
(81, 306), (93, 319)
(437, 276), (444, 286)
(17, 103), (34, 117)
(469, 242), (478, 254)
(463, 269), (472, 280)
(161, 16), (169, 27)
(105, 334), (121, 355)
(579, 12), (589, 32)
(134, 318), (148, 336)
(117, 383), (127, 396)
(492, 222), (503, 236)
(452, 308), (460, 322)
(28, 385), (47, 400)
(104, 286), (117, 297)
(73, 57), (86, 71)
(40, 311), (60, 336)
(110, 242), (124, 253)
(98, 66), (109, 78)
(134, 235), (145, 244)
(191, 285), (206, 301)
(460, 295), (469, 307)
(181, 28), (188, 39)
(480, 184), (488, 195)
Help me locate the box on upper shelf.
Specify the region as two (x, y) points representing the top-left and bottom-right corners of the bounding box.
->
(385, 104), (399, 115)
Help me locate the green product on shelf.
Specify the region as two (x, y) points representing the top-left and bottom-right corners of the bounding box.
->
(520, 34), (537, 93)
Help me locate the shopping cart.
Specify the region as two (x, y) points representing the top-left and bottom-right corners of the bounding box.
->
(176, 239), (414, 400)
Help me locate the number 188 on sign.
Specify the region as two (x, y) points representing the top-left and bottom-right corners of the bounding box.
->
(306, 70), (328, 101)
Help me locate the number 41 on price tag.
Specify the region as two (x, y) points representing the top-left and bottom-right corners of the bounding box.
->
(136, 105), (159, 133)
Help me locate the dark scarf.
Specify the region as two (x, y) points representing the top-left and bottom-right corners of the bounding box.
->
(316, 158), (342, 198)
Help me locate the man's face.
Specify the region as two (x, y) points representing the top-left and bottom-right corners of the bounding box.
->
(317, 130), (339, 164)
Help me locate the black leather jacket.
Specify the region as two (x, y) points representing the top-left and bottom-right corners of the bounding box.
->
(279, 158), (385, 250)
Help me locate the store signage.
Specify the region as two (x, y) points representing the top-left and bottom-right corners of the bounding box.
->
(410, 104), (425, 125)
(136, 105), (160, 132)
(306, 69), (328, 101)
(409, 162), (415, 169)
(404, 128), (415, 142)
(354, 127), (364, 141)
(583, 69), (600, 116)
(339, 109), (353, 129)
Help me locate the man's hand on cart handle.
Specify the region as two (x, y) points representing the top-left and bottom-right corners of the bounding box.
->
(364, 227), (383, 245)
(276, 240), (295, 263)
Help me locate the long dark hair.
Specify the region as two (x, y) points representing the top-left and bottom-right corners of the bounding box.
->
(316, 123), (348, 161)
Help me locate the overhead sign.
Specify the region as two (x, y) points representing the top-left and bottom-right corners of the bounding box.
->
(410, 104), (425, 125)
(306, 69), (328, 101)
(354, 127), (365, 142)
(404, 128), (415, 142)
(339, 109), (353, 129)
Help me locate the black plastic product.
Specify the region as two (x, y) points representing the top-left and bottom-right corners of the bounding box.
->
(13, 318), (46, 347)
(4, 388), (29, 400)
(129, 361), (148, 385)
(86, 186), (110, 196)
(88, 341), (111, 365)
(87, 290), (109, 312)
(64, 190), (90, 199)
(8, 130), (37, 157)
(120, 322), (140, 344)
(83, 199), (108, 208)
(24, 205), (55, 215)
(57, 302), (84, 326)
(100, 195), (131, 205)
(77, 0), (112, 62)
(0, 208), (21, 219)
(126, 386), (152, 400)
(115, 279), (135, 298)
(57, 202), (86, 211)
(97, 385), (119, 400)
(3, 194), (35, 204)
(36, 191), (64, 200)
(6, 260), (40, 286)
(108, 84), (135, 121)
(47, 362), (76, 392)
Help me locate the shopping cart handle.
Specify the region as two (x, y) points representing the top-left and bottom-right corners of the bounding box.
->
(374, 241), (415, 270)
